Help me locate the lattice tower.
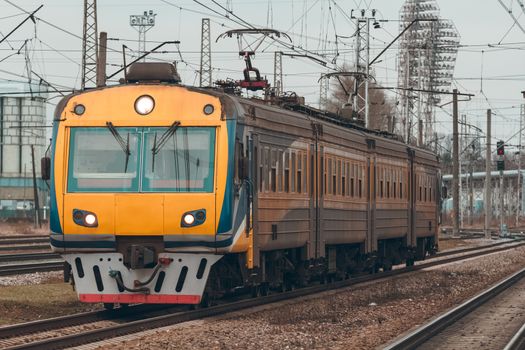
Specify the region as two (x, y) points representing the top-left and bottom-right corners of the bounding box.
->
(273, 51), (283, 96)
(81, 0), (98, 90)
(396, 0), (459, 146)
(200, 18), (212, 87)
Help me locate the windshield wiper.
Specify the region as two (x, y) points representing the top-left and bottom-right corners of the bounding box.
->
(151, 121), (181, 171)
(106, 121), (131, 172)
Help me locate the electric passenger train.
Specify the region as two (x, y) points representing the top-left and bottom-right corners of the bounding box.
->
(46, 62), (439, 307)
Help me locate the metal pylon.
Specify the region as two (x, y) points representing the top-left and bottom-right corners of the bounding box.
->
(319, 74), (329, 110)
(200, 18), (212, 87)
(81, 0), (98, 90)
(273, 51), (283, 95)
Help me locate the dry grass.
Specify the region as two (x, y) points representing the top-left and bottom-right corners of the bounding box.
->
(0, 283), (96, 325)
(0, 220), (49, 236)
(438, 238), (472, 251)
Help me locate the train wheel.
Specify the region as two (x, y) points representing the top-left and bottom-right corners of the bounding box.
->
(251, 285), (261, 298)
(103, 303), (114, 310)
(260, 283), (269, 296)
(405, 258), (415, 267)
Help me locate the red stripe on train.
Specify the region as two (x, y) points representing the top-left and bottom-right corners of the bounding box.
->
(79, 294), (201, 304)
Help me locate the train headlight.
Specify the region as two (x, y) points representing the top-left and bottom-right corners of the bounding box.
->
(183, 213), (195, 226)
(73, 104), (86, 115)
(203, 104), (214, 115)
(84, 214), (97, 226)
(72, 209), (98, 228)
(135, 95), (155, 115)
(181, 209), (206, 227)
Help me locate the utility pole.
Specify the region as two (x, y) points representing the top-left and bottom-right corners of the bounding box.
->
(500, 168), (505, 235)
(350, 9), (378, 128)
(199, 18), (212, 87)
(130, 10), (156, 61)
(81, 0), (98, 90)
(96, 31), (107, 88)
(273, 51), (283, 96)
(31, 145), (40, 228)
(319, 74), (329, 110)
(517, 103), (524, 226)
(452, 89), (460, 237)
(484, 109), (491, 238)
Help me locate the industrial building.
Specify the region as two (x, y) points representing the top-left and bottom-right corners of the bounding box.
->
(0, 81), (48, 219)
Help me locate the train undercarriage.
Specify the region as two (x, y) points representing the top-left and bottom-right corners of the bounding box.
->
(205, 236), (437, 302)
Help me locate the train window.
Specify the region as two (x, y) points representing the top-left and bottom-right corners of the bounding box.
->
(303, 154), (307, 194)
(68, 127), (140, 192)
(297, 170), (302, 194)
(279, 150), (284, 192)
(425, 187), (427, 202)
(141, 127), (216, 193)
(271, 168), (277, 192)
(327, 158), (331, 195)
(350, 178), (354, 197)
(359, 179), (362, 198)
(283, 151), (290, 193)
(337, 160), (341, 196)
(321, 155), (325, 196)
(387, 181), (390, 199)
(419, 186), (422, 201)
(311, 153), (315, 195)
(399, 182), (403, 199)
(342, 177), (346, 196)
(380, 180), (384, 198)
(265, 147), (271, 192)
(393, 182), (397, 199)
(291, 152), (296, 193)
(258, 147), (263, 192)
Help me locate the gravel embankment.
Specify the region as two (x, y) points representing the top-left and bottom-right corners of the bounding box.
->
(85, 246), (525, 350)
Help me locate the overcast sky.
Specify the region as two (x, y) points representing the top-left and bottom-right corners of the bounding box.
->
(0, 0), (524, 152)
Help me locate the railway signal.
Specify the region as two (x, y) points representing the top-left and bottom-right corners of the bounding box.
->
(497, 140), (505, 156)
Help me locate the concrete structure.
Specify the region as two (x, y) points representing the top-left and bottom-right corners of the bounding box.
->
(0, 81), (48, 219)
(442, 169), (525, 227)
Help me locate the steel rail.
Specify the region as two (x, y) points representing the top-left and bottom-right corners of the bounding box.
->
(0, 235), (48, 240)
(383, 267), (525, 350)
(433, 238), (525, 258)
(504, 322), (525, 350)
(0, 261), (64, 276)
(0, 245), (50, 252)
(3, 241), (525, 350)
(0, 252), (60, 263)
(0, 238), (48, 244)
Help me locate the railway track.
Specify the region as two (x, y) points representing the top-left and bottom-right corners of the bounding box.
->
(1, 239), (525, 350)
(504, 322), (525, 350)
(383, 267), (525, 349)
(0, 237), (521, 278)
(0, 261), (64, 276)
(0, 252), (60, 263)
(0, 235), (50, 252)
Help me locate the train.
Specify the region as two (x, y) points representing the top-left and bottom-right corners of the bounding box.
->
(44, 62), (440, 307)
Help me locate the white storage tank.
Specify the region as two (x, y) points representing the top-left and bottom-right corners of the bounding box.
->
(0, 81), (48, 218)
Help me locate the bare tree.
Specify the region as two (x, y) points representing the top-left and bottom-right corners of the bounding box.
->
(326, 67), (395, 131)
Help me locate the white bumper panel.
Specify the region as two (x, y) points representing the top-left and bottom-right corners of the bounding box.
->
(63, 253), (222, 304)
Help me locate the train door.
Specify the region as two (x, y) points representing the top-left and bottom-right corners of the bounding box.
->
(308, 123), (323, 260)
(366, 139), (378, 253)
(251, 133), (260, 268)
(407, 149), (416, 248)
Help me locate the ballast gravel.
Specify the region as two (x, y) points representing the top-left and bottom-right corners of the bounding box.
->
(88, 245), (525, 350)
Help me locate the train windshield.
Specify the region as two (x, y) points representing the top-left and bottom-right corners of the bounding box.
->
(143, 127), (215, 192)
(67, 126), (215, 193)
(68, 127), (140, 192)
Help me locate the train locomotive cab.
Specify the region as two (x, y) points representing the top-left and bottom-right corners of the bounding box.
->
(48, 63), (246, 305)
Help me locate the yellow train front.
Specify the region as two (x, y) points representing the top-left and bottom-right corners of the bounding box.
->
(49, 63), (249, 305)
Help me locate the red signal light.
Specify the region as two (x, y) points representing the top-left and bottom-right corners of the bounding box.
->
(497, 141), (505, 156)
